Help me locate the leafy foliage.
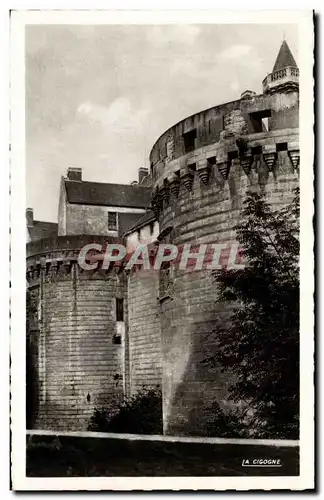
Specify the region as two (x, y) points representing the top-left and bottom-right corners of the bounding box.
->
(88, 386), (162, 435)
(202, 401), (250, 438)
(206, 188), (300, 439)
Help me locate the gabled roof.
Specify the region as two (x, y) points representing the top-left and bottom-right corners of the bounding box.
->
(272, 40), (298, 73)
(64, 179), (151, 209)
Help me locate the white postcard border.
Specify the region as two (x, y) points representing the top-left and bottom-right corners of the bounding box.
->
(10, 8), (314, 491)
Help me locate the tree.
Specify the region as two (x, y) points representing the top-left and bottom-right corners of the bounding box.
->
(207, 188), (300, 439)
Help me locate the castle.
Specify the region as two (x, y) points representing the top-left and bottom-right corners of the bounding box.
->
(26, 40), (300, 435)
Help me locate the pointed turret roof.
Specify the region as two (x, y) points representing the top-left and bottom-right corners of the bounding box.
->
(272, 40), (298, 72)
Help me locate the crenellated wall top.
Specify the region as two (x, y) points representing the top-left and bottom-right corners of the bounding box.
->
(149, 91), (299, 183)
(26, 235), (124, 285)
(150, 135), (300, 218)
(27, 234), (122, 259)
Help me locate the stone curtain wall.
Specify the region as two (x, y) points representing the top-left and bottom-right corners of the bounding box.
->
(127, 270), (162, 395)
(26, 236), (126, 431)
(150, 92), (299, 435)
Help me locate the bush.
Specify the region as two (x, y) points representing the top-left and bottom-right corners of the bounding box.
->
(202, 402), (246, 438)
(88, 386), (162, 435)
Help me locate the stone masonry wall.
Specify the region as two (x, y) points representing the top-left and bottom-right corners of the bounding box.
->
(127, 270), (162, 395)
(150, 92), (299, 436)
(26, 236), (126, 431)
(149, 92), (298, 180)
(65, 203), (145, 237)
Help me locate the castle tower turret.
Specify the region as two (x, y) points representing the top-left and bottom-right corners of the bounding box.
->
(148, 41), (299, 435)
(262, 40), (299, 94)
(26, 235), (126, 431)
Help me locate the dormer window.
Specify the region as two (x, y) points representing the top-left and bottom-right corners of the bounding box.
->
(108, 212), (118, 231)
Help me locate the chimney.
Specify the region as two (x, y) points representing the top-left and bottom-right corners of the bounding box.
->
(67, 167), (82, 181)
(138, 167), (149, 185)
(26, 208), (33, 229)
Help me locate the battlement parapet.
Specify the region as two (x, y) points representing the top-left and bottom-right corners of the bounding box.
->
(149, 91), (299, 181)
(262, 66), (299, 94)
(26, 235), (123, 286)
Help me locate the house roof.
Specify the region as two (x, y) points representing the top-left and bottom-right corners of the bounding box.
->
(65, 179), (151, 209)
(118, 212), (147, 236)
(272, 40), (298, 73)
(28, 221), (58, 242)
(123, 210), (156, 236)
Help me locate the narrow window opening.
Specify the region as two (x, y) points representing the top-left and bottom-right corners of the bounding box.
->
(116, 298), (124, 322)
(113, 334), (122, 345)
(183, 129), (197, 153)
(108, 212), (118, 231)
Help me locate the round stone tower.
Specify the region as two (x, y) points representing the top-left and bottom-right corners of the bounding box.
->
(149, 41), (300, 435)
(26, 235), (127, 431)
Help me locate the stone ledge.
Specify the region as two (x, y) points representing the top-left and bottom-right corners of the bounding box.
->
(26, 430), (299, 477)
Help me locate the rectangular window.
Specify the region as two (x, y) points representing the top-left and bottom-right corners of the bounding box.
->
(112, 334), (121, 345)
(116, 298), (124, 322)
(183, 129), (197, 153)
(276, 142), (288, 151)
(108, 212), (118, 231)
(249, 110), (272, 133)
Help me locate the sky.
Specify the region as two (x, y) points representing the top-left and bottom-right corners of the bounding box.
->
(26, 23), (298, 222)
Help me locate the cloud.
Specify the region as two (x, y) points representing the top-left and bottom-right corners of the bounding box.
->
(169, 57), (197, 75)
(149, 25), (201, 47)
(27, 24), (299, 222)
(77, 97), (149, 135)
(220, 44), (252, 60)
(218, 43), (264, 75)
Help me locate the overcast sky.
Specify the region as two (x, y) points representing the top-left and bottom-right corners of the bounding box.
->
(26, 23), (298, 222)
